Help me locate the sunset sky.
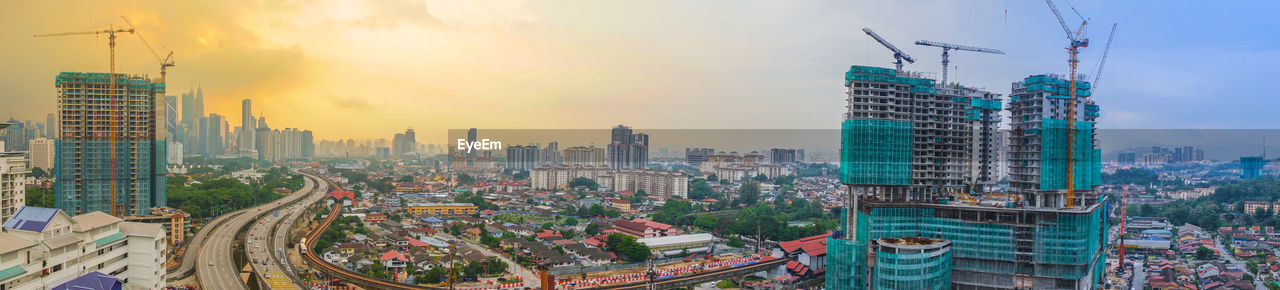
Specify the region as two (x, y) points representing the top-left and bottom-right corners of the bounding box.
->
(3, 0), (1278, 141)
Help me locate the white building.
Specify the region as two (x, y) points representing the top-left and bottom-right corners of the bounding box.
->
(530, 165), (689, 198)
(166, 141), (183, 165)
(26, 138), (54, 171)
(0, 207), (166, 290)
(0, 151), (27, 223)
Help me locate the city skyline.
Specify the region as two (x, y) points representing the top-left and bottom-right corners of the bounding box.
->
(5, 1), (1280, 141)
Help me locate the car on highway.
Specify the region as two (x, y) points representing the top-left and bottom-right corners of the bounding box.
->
(209, 261), (213, 266)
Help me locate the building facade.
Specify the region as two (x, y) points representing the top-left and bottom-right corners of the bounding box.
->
(27, 138), (55, 171)
(563, 146), (605, 166)
(406, 202), (477, 217)
(827, 67), (1106, 289)
(54, 72), (167, 217)
(607, 125), (648, 170)
(0, 150), (27, 223)
(0, 207), (166, 290)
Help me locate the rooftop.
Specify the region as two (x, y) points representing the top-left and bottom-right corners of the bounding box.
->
(3, 207), (60, 232)
(636, 233), (718, 247)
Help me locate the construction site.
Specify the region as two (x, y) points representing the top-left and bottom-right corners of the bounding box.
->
(828, 1), (1113, 289)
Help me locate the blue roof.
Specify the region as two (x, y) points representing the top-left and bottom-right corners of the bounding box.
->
(422, 217), (445, 223)
(2, 207), (60, 232)
(1142, 229), (1173, 234)
(50, 271), (122, 290)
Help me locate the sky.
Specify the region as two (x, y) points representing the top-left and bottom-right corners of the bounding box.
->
(3, 0), (1278, 141)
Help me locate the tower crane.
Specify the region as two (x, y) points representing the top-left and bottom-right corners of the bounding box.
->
(1091, 23), (1117, 91)
(1045, 0), (1088, 208)
(861, 28), (915, 72)
(1118, 185), (1129, 274)
(121, 16), (175, 81)
(35, 25), (135, 216)
(913, 40), (1004, 86)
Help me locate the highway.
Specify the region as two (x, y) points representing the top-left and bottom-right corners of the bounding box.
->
(197, 172), (324, 290)
(246, 174), (329, 289)
(167, 208), (245, 280)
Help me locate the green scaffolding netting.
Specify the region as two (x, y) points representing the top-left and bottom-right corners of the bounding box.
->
(845, 66), (935, 87)
(873, 245), (952, 290)
(839, 119), (912, 185)
(1039, 118), (1102, 191)
(827, 204), (1108, 289)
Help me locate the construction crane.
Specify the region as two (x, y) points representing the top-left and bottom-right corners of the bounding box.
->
(1117, 185), (1128, 274)
(913, 40), (1005, 86)
(861, 28), (915, 72)
(121, 16), (175, 80)
(1091, 23), (1117, 91)
(1045, 0), (1088, 208)
(34, 25), (135, 216)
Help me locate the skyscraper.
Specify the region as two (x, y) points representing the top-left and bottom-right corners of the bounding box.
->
(239, 99), (256, 155)
(769, 148), (797, 164)
(505, 145), (540, 171)
(685, 147), (714, 167)
(392, 128), (416, 157)
(53, 72), (167, 217)
(607, 125), (648, 170)
(45, 113), (56, 138)
(205, 114), (225, 157)
(164, 96), (179, 141)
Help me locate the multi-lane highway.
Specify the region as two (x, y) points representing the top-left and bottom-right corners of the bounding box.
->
(168, 208), (245, 280)
(247, 173), (329, 289)
(197, 172), (326, 290)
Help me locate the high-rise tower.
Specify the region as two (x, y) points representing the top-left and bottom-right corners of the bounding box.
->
(54, 72), (167, 216)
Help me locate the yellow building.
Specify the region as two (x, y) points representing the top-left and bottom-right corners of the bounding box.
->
(407, 202), (478, 217)
(1243, 201), (1276, 215)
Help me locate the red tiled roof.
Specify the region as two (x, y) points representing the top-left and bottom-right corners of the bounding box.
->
(327, 190), (355, 201)
(778, 232), (832, 254)
(380, 250), (408, 261)
(536, 231), (562, 239)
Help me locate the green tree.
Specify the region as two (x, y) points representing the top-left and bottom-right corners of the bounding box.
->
(605, 233), (651, 262)
(564, 217), (579, 226)
(1195, 246), (1214, 260)
(584, 223), (601, 236)
(707, 174), (718, 182)
(568, 177), (599, 191)
(738, 182), (761, 206)
(726, 236), (744, 248)
(753, 174), (769, 182)
(689, 180), (714, 200)
(29, 167), (48, 179)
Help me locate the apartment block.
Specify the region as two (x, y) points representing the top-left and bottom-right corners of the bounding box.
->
(27, 138), (54, 171)
(0, 207), (166, 290)
(827, 67), (1106, 289)
(53, 72), (167, 217)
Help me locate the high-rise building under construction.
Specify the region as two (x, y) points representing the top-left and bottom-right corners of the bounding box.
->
(827, 66), (1106, 289)
(54, 72), (167, 217)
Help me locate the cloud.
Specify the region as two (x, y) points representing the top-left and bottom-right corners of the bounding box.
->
(326, 95), (377, 110)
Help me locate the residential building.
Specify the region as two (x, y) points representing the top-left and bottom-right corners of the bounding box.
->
(0, 133), (27, 222)
(530, 165), (688, 197)
(827, 67), (1107, 289)
(54, 72), (167, 217)
(405, 202), (477, 217)
(770, 148), (798, 164)
(563, 146), (605, 166)
(699, 151), (790, 180)
(27, 138), (54, 171)
(685, 147), (714, 167)
(506, 144), (540, 171)
(607, 125), (648, 170)
(392, 128), (415, 157)
(0, 206), (166, 290)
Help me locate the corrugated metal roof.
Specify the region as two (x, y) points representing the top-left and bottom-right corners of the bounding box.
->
(2, 207), (59, 232)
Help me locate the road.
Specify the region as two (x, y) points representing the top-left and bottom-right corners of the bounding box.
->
(448, 232), (540, 288)
(1214, 237), (1266, 290)
(197, 173), (322, 290)
(247, 174), (329, 289)
(167, 209), (245, 280)
(1129, 260), (1145, 290)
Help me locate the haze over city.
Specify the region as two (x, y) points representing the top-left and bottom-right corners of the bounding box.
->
(4, 1), (1278, 141)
